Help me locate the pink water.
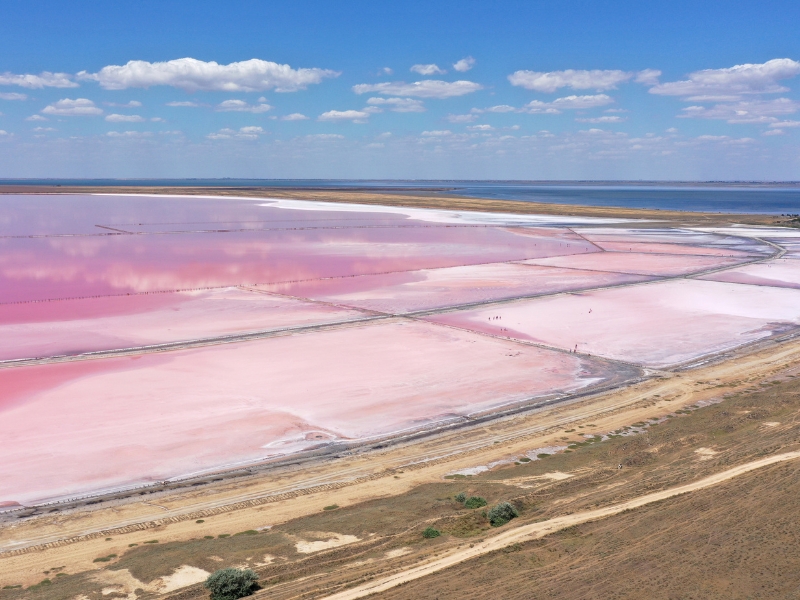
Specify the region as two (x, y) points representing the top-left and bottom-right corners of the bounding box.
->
(2, 193), (796, 505)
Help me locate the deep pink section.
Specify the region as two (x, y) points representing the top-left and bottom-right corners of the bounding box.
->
(0, 320), (592, 504)
(260, 263), (651, 313)
(521, 252), (746, 276)
(0, 226), (598, 304)
(427, 279), (800, 368)
(0, 288), (363, 361)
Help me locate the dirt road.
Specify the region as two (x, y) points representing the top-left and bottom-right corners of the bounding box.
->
(317, 450), (800, 600)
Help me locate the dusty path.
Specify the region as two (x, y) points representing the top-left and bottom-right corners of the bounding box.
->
(317, 451), (800, 600)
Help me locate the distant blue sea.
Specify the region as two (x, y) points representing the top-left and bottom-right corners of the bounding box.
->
(2, 179), (800, 215)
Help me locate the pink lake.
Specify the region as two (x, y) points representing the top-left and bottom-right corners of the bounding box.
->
(426, 279), (800, 368)
(0, 288), (366, 361)
(258, 263), (652, 314)
(0, 319), (601, 505)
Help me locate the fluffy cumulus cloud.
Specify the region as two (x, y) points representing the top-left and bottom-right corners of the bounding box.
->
(0, 92), (27, 101)
(650, 59), (800, 99)
(0, 71), (77, 88)
(366, 97), (425, 112)
(453, 57), (476, 72)
(41, 98), (103, 116)
(421, 130), (452, 136)
(166, 101), (200, 107)
(281, 113), (309, 121)
(207, 126), (267, 140)
(410, 64), (446, 75)
(318, 109), (371, 123)
(522, 94), (613, 113)
(680, 98), (800, 123)
(353, 80), (483, 99)
(106, 131), (153, 138)
(78, 58), (339, 92)
(508, 69), (633, 92)
(105, 113), (145, 122)
(215, 99), (272, 113)
(635, 69), (662, 86)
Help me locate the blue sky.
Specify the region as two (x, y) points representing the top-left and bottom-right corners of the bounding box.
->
(0, 0), (799, 180)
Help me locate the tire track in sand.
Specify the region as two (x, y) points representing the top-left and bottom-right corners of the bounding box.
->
(315, 450), (800, 600)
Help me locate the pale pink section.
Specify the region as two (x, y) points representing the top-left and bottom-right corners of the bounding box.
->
(0, 320), (594, 504)
(520, 252), (746, 276)
(699, 259), (800, 289)
(259, 263), (651, 314)
(426, 279), (800, 368)
(592, 241), (754, 257)
(0, 288), (364, 361)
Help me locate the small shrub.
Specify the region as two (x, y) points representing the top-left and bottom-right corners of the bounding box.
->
(323, 504), (339, 511)
(518, 457), (531, 463)
(422, 527), (441, 539)
(204, 535), (215, 539)
(196, 519), (205, 523)
(488, 502), (519, 527)
(218, 534), (230, 538)
(205, 568), (259, 600)
(92, 554), (117, 563)
(454, 492), (467, 503)
(128, 543), (138, 547)
(143, 540), (158, 544)
(235, 530), (258, 536)
(464, 496), (487, 509)
(537, 453), (551, 459)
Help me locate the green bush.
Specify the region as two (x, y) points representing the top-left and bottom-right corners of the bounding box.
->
(422, 527), (441, 539)
(488, 502), (519, 527)
(464, 496), (487, 509)
(204, 568), (259, 600)
(454, 492), (467, 503)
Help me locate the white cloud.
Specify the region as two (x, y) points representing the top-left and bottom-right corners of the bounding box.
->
(666, 127), (679, 133)
(484, 105), (516, 113)
(468, 124), (494, 131)
(306, 133), (344, 139)
(239, 126), (265, 134)
(366, 97), (425, 112)
(353, 80), (483, 99)
(634, 69), (662, 85)
(41, 98), (103, 116)
(33, 126), (56, 132)
(215, 99), (272, 113)
(508, 69), (632, 92)
(106, 130), (152, 137)
(0, 130), (8, 136)
(453, 57), (476, 72)
(318, 109), (371, 122)
(282, 113), (309, 121)
(411, 64), (446, 76)
(575, 115), (626, 123)
(366, 142), (384, 148)
(0, 71), (77, 89)
(150, 117), (165, 122)
(770, 120), (800, 128)
(0, 92), (27, 101)
(381, 67), (393, 75)
(105, 113), (145, 122)
(421, 130), (452, 136)
(25, 114), (47, 121)
(650, 58), (800, 99)
(447, 113), (478, 123)
(763, 129), (784, 136)
(522, 94), (613, 114)
(166, 101), (200, 107)
(79, 57), (339, 92)
(207, 126), (266, 140)
(105, 100), (142, 108)
(679, 98), (800, 123)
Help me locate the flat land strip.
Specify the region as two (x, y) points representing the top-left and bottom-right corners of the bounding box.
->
(0, 184), (792, 227)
